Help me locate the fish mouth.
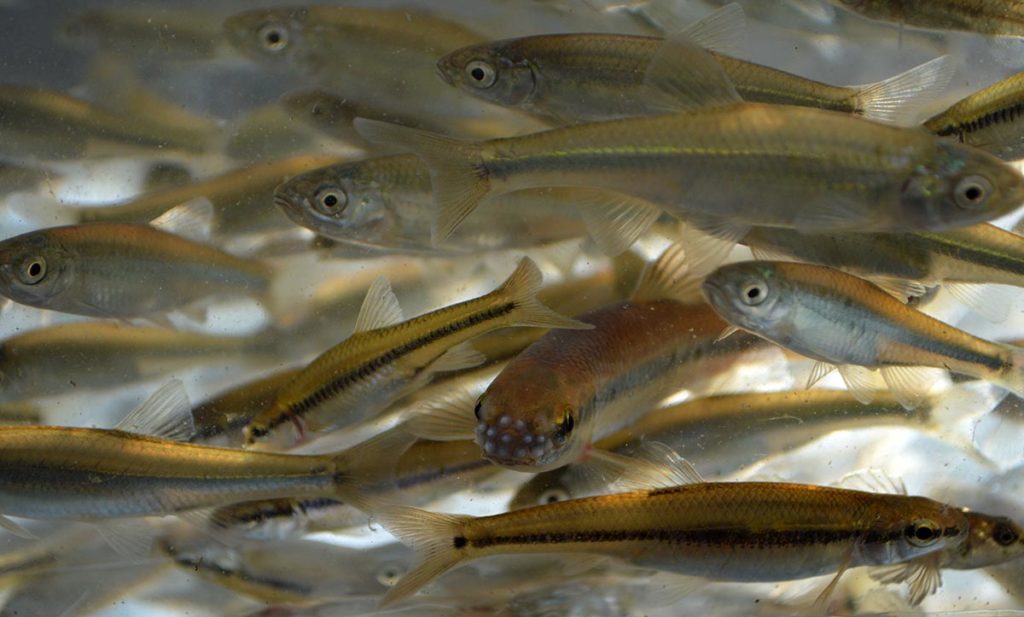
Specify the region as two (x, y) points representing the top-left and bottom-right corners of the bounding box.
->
(435, 60), (455, 87)
(475, 416), (554, 468)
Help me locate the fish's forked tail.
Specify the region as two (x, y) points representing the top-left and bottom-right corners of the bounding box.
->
(374, 505), (474, 607)
(353, 117), (489, 245)
(496, 257), (594, 331)
(854, 55), (954, 124)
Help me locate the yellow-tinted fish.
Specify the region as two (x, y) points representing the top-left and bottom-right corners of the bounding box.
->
(702, 261), (1024, 408)
(829, 0), (1024, 37)
(925, 71), (1024, 161)
(243, 258), (589, 448)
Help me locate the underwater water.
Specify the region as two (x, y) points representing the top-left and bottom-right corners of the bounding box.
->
(1, 0), (1024, 615)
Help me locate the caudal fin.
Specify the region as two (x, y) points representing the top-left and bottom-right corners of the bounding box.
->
(855, 55), (954, 124)
(995, 344), (1024, 400)
(374, 505), (473, 607)
(497, 257), (593, 330)
(353, 118), (489, 244)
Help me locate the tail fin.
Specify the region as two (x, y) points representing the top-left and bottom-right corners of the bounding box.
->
(995, 344), (1024, 400)
(331, 427), (418, 511)
(375, 505), (473, 607)
(855, 55), (954, 124)
(496, 257), (593, 330)
(353, 118), (489, 244)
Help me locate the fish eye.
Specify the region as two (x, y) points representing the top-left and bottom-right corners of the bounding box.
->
(905, 518), (941, 547)
(993, 520), (1019, 546)
(465, 60), (497, 89)
(313, 185), (348, 216)
(740, 281), (766, 306)
(538, 487), (570, 505)
(954, 175), (992, 209)
(375, 564), (405, 587)
(17, 257), (46, 285)
(552, 407), (575, 444)
(258, 22), (289, 52)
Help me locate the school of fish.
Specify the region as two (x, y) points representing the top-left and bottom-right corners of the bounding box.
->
(2, 1), (1024, 615)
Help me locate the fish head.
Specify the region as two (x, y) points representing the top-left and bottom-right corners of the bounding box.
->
(861, 496), (969, 565)
(701, 261), (786, 336)
(436, 42), (536, 108)
(222, 8), (306, 63)
(0, 230), (72, 309)
(942, 510), (1024, 569)
(474, 365), (585, 472)
(900, 142), (1024, 230)
(509, 469), (576, 510)
(274, 163), (391, 242)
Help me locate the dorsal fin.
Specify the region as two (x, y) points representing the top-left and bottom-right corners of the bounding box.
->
(149, 197), (214, 243)
(835, 468), (907, 495)
(353, 276), (404, 333)
(631, 243), (700, 303)
(676, 3), (746, 56)
(114, 379), (194, 441)
(642, 27), (743, 113)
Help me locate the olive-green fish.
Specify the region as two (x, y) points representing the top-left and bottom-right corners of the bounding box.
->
(190, 367), (303, 446)
(73, 154), (343, 235)
(0, 322), (267, 404)
(376, 456), (969, 607)
(925, 71), (1024, 161)
(60, 7), (231, 60)
(741, 222), (1024, 320)
(0, 381), (395, 526)
(356, 38), (1024, 245)
(0, 86), (214, 161)
(274, 153), (600, 255)
(702, 261), (1024, 408)
(437, 5), (952, 124)
(0, 221), (272, 320)
(243, 257), (590, 448)
(829, 0), (1024, 37)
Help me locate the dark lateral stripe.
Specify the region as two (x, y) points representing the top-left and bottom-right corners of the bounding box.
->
(270, 302), (517, 431)
(937, 100), (1024, 137)
(467, 526), (902, 550)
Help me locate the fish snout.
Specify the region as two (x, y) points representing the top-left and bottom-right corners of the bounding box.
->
(476, 414), (554, 468)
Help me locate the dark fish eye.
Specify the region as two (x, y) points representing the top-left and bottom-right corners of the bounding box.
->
(552, 407), (575, 444)
(17, 257), (46, 285)
(954, 175), (992, 209)
(539, 487), (569, 505)
(473, 399), (483, 420)
(994, 520), (1019, 546)
(741, 281), (766, 306)
(313, 185), (348, 216)
(465, 60), (497, 89)
(376, 565), (404, 587)
(258, 22), (289, 52)
(906, 518), (940, 547)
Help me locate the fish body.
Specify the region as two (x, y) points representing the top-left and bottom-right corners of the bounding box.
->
(0, 322), (263, 403)
(702, 261), (1024, 399)
(830, 0), (1024, 36)
(0, 223), (271, 319)
(438, 33), (949, 123)
(925, 72), (1024, 161)
(274, 154), (586, 254)
(379, 481), (968, 605)
(357, 102), (1024, 241)
(190, 368), (303, 446)
(244, 258), (588, 447)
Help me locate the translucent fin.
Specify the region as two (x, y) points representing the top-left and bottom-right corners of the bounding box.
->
(642, 27), (742, 112)
(807, 361), (836, 388)
(676, 3), (746, 56)
(867, 277), (928, 304)
(880, 366), (940, 410)
(353, 118), (488, 244)
(854, 56), (955, 124)
(837, 365), (881, 404)
(835, 468), (907, 495)
(993, 344), (1024, 399)
(605, 442), (704, 491)
(402, 388), (479, 441)
(871, 553), (944, 606)
(149, 197), (214, 243)
(498, 258), (593, 330)
(748, 242), (796, 262)
(0, 515), (36, 540)
(945, 282), (1014, 322)
(674, 216), (749, 277)
(793, 197), (878, 233)
(576, 189), (662, 256)
(814, 544), (854, 610)
(631, 243), (700, 303)
(642, 571), (706, 608)
(333, 429), (419, 511)
(714, 325), (740, 343)
(114, 379), (194, 441)
(95, 519), (156, 561)
(428, 342), (487, 375)
(353, 276), (404, 333)
(374, 505), (472, 607)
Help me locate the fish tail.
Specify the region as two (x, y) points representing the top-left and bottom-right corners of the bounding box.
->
(496, 257), (593, 330)
(995, 344), (1024, 398)
(855, 55), (954, 123)
(353, 118), (489, 244)
(374, 505), (473, 607)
